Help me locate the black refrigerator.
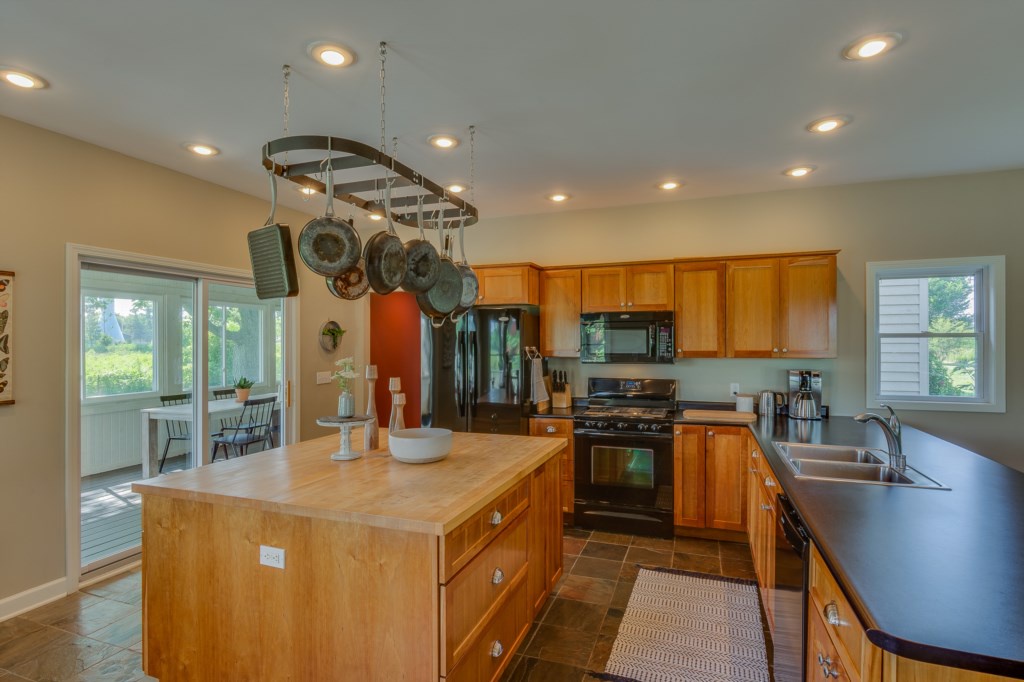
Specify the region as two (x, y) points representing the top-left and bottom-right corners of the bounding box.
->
(422, 306), (540, 434)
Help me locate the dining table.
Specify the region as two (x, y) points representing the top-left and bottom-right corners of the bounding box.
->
(139, 392), (279, 477)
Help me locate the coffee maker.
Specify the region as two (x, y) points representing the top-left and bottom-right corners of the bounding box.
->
(788, 370), (822, 420)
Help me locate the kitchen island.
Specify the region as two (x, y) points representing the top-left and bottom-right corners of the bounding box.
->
(131, 429), (565, 682)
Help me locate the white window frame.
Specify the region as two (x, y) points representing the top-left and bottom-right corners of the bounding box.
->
(866, 255), (1005, 412)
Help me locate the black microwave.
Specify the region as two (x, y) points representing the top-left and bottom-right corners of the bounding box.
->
(580, 312), (675, 364)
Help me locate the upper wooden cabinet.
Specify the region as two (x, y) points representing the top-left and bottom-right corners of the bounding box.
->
(581, 264), (673, 313)
(476, 265), (540, 306)
(674, 262), (726, 358)
(725, 254), (836, 358)
(539, 269), (581, 357)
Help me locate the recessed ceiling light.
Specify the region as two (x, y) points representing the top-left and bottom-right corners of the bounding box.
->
(0, 67), (47, 89)
(428, 135), (460, 150)
(548, 193), (571, 203)
(783, 166), (817, 178)
(659, 181), (681, 190)
(185, 143), (220, 157)
(806, 115), (852, 134)
(447, 184), (466, 193)
(368, 213), (383, 221)
(842, 32), (903, 60)
(299, 186), (318, 195)
(307, 41), (357, 68)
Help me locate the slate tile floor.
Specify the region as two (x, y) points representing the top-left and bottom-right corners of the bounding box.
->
(500, 528), (758, 681)
(0, 530), (756, 681)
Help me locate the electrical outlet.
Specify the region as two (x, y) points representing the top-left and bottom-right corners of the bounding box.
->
(729, 383), (740, 396)
(260, 545), (285, 569)
(316, 371), (331, 385)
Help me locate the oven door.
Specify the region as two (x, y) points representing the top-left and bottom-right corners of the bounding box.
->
(573, 429), (674, 537)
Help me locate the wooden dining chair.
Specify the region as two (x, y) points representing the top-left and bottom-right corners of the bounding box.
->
(158, 393), (192, 473)
(211, 396), (277, 461)
(212, 388), (236, 400)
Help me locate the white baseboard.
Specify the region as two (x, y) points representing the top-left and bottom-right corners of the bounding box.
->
(0, 578), (68, 622)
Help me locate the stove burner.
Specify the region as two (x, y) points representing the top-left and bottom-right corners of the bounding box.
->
(579, 406), (670, 420)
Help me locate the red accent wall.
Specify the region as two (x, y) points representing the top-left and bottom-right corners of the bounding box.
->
(369, 292), (421, 427)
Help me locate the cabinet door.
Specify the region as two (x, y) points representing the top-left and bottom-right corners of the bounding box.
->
(477, 266), (539, 305)
(674, 262), (726, 358)
(626, 263), (674, 311)
(539, 269), (582, 357)
(673, 425), (706, 528)
(581, 267), (628, 312)
(780, 254), (837, 358)
(726, 259), (780, 358)
(757, 480), (777, 630)
(746, 451), (760, 547)
(704, 426), (748, 532)
(529, 418), (574, 514)
(528, 456), (562, 615)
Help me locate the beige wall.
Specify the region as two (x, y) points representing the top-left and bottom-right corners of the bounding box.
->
(466, 169), (1023, 471)
(0, 115), (371, 603)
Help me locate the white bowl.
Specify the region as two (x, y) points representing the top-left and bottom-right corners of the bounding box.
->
(388, 428), (453, 464)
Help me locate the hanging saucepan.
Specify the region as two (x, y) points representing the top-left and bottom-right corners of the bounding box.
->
(449, 216), (479, 321)
(363, 175), (408, 294)
(400, 194), (441, 293)
(326, 257), (370, 300)
(416, 212), (463, 326)
(298, 154), (361, 276)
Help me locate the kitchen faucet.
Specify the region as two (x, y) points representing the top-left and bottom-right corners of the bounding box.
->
(854, 404), (905, 471)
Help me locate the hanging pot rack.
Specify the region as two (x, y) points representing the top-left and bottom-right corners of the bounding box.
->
(261, 135), (479, 229)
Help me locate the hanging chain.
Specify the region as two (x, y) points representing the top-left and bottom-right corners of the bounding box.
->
(379, 42), (388, 154)
(469, 125), (476, 204)
(282, 65), (291, 136)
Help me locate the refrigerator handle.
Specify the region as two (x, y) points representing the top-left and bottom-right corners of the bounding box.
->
(469, 330), (478, 409)
(455, 330), (465, 418)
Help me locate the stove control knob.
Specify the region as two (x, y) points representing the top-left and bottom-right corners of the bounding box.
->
(637, 423), (649, 432)
(649, 423), (662, 433)
(616, 422), (629, 431)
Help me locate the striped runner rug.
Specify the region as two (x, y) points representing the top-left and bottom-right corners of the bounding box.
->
(595, 567), (770, 682)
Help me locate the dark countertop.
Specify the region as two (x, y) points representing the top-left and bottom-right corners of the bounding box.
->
(747, 417), (1024, 679)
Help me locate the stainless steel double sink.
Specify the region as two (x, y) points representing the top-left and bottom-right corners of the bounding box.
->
(773, 442), (949, 489)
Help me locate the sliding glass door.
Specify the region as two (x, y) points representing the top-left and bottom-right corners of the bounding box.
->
(78, 268), (285, 574)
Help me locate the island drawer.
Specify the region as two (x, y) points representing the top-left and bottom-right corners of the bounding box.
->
(808, 594), (853, 681)
(443, 577), (530, 682)
(809, 544), (879, 682)
(442, 478), (531, 580)
(442, 513), (528, 671)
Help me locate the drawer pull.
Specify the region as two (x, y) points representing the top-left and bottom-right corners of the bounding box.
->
(490, 640), (504, 658)
(817, 653), (833, 666)
(749, 468), (758, 473)
(490, 510), (503, 526)
(764, 476), (776, 487)
(751, 450), (759, 458)
(546, 425), (556, 433)
(824, 601), (840, 626)
(818, 653), (839, 678)
(491, 567), (505, 585)
(760, 504), (772, 511)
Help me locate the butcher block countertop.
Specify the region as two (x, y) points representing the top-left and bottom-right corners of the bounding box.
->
(132, 428), (566, 536)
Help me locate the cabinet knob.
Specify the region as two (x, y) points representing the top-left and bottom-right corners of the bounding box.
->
(782, 348), (788, 353)
(749, 467), (758, 473)
(675, 430), (681, 436)
(824, 601), (840, 626)
(490, 640), (504, 658)
(620, 302), (626, 307)
(708, 430), (715, 437)
(491, 567), (505, 585)
(490, 510), (503, 526)
(676, 348), (682, 353)
(773, 347), (779, 353)
(627, 302), (633, 307)
(764, 476), (775, 487)
(817, 653), (833, 666)
(751, 450), (759, 459)
(760, 504), (773, 511)
(546, 425), (556, 433)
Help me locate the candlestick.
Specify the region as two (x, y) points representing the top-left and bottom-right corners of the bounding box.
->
(364, 364), (379, 450)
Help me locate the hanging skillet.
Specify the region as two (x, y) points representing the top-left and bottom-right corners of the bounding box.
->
(400, 194), (441, 293)
(416, 212), (463, 325)
(326, 257), (370, 300)
(298, 152), (361, 276)
(449, 216), (479, 321)
(363, 174), (408, 294)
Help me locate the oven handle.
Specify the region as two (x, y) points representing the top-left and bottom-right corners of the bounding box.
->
(573, 429), (673, 441)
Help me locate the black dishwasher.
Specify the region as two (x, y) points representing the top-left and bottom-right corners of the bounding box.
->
(774, 493), (809, 682)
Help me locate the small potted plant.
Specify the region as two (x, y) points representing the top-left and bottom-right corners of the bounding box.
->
(233, 376), (255, 402)
(320, 321), (346, 352)
(332, 357), (359, 417)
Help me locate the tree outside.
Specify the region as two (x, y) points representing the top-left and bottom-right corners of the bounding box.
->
(927, 276), (976, 397)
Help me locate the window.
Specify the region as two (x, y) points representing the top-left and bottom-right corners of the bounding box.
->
(207, 303), (263, 388)
(82, 295), (157, 397)
(866, 256), (1005, 412)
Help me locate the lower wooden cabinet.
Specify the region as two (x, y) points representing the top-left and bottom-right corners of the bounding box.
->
(528, 454), (563, 614)
(673, 424), (747, 533)
(747, 444), (777, 631)
(529, 417), (574, 514)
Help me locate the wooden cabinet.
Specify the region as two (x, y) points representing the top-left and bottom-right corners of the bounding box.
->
(672, 424), (746, 533)
(704, 426), (748, 532)
(476, 265), (539, 305)
(808, 596), (855, 682)
(581, 263), (673, 312)
(747, 444), (777, 630)
(674, 261), (726, 358)
(539, 269), (581, 357)
(529, 417), (574, 514)
(725, 254), (837, 358)
(527, 454), (563, 614)
(673, 425), (706, 528)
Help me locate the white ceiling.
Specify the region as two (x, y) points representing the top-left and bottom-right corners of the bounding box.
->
(3, 0), (1023, 222)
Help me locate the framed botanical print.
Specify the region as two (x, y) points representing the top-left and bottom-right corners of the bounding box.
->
(0, 270), (12, 405)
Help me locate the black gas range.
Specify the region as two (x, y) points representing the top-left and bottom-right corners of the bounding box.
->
(573, 378), (677, 538)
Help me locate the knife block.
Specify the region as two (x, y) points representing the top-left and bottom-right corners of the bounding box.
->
(552, 384), (572, 409)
